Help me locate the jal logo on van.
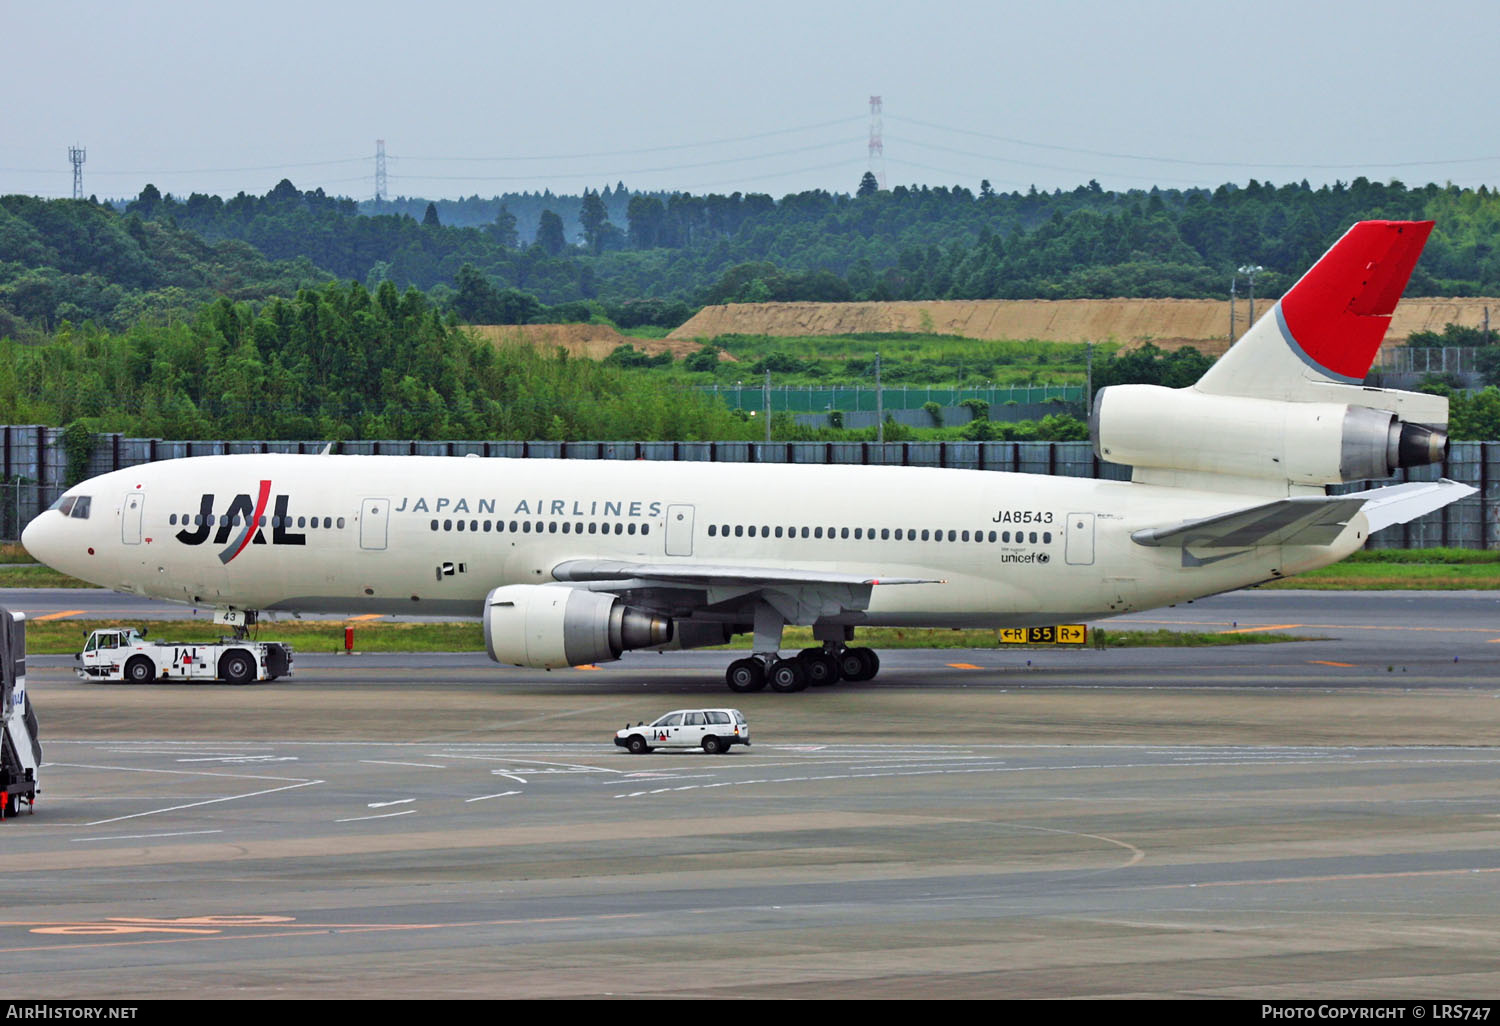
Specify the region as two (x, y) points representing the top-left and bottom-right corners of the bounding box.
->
(174, 481), (307, 563)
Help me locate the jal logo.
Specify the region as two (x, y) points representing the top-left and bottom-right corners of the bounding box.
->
(174, 481), (306, 564)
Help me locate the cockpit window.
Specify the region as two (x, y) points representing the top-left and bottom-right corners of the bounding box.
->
(69, 496), (91, 519)
(49, 495), (76, 516)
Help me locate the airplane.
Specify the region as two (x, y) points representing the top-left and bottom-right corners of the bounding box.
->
(22, 220), (1474, 693)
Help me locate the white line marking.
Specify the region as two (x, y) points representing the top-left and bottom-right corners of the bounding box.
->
(367, 799), (415, 808)
(336, 809), (416, 823)
(465, 791), (522, 803)
(72, 830), (225, 843)
(359, 760), (448, 769)
(85, 780), (325, 826)
(490, 772), (528, 783)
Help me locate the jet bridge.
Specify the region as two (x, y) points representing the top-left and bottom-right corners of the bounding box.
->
(1, 608), (38, 818)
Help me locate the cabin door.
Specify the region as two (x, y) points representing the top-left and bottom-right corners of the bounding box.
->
(665, 504), (695, 557)
(360, 498), (390, 550)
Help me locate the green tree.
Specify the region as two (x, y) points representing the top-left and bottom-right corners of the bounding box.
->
(578, 189), (610, 255)
(535, 210), (566, 256)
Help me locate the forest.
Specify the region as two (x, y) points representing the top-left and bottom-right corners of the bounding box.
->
(3, 173), (1500, 445)
(6, 175), (1500, 339)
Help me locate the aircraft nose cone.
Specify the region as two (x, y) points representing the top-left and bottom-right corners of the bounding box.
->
(21, 512), (58, 567)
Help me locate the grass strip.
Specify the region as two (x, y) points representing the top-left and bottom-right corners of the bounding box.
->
(19, 618), (1312, 656)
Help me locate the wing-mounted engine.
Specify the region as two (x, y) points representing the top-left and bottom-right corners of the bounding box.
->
(1091, 386), (1448, 489)
(484, 584), (672, 669)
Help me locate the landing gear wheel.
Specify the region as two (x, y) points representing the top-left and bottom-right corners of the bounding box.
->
(797, 650), (840, 686)
(838, 647), (880, 682)
(125, 656), (155, 684)
(726, 658), (767, 693)
(627, 735), (650, 754)
(768, 658), (808, 693)
(219, 650), (255, 685)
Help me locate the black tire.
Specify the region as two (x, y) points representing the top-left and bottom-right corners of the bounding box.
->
(839, 647), (880, 682)
(798, 650), (840, 686)
(219, 650), (255, 685)
(702, 736), (723, 754)
(768, 658), (807, 693)
(726, 658), (766, 693)
(124, 656), (155, 684)
(627, 735), (650, 755)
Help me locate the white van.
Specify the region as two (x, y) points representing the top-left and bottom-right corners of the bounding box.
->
(615, 709), (750, 754)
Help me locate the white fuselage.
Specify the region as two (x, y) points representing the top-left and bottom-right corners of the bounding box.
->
(21, 454), (1364, 629)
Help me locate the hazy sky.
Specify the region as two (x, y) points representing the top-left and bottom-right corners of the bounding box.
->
(3, 0), (1497, 202)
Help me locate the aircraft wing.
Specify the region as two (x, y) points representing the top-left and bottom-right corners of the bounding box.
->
(1132, 479), (1476, 550)
(550, 559), (941, 623)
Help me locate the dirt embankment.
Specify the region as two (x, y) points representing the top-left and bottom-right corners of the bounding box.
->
(465, 323), (727, 361)
(670, 299), (1500, 357)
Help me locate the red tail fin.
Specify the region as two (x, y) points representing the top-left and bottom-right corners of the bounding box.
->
(1278, 220), (1433, 381)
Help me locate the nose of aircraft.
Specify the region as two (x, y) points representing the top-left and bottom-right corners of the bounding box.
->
(20, 511), (59, 568)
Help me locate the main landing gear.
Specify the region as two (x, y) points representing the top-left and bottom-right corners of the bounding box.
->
(723, 607), (881, 693)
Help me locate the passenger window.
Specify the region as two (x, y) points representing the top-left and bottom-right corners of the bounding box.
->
(735, 525), (743, 537)
(1030, 532), (1038, 543)
(840, 528), (849, 539)
(654, 713), (684, 727)
(708, 711), (729, 725)
(684, 712), (705, 726)
(628, 523), (636, 535)
(457, 520), (466, 532)
(800, 527), (809, 538)
(814, 527), (823, 539)
(708, 524), (717, 537)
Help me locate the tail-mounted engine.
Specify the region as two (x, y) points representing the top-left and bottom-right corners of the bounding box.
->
(1091, 385), (1448, 487)
(483, 584), (673, 669)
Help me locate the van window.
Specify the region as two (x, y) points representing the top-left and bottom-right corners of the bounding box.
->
(652, 713), (684, 727)
(684, 712), (705, 726)
(707, 711), (730, 725)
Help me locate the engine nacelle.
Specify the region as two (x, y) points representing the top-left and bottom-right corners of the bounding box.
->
(483, 584), (673, 669)
(1090, 385), (1447, 486)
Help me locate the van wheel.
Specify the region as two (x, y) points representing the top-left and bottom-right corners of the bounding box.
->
(627, 735), (650, 755)
(124, 656), (155, 684)
(702, 736), (723, 754)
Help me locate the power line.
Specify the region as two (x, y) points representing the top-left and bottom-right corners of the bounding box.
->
(886, 114), (1500, 171)
(392, 117), (864, 163)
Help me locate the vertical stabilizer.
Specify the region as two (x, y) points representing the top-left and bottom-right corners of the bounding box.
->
(1195, 220), (1434, 401)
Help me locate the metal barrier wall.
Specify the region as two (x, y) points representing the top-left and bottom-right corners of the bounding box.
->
(1, 425), (1495, 548)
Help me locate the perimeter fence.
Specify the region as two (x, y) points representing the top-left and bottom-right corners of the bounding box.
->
(1, 424), (1495, 549)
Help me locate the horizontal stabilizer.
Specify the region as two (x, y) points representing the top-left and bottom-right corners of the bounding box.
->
(1132, 496), (1366, 550)
(1341, 478), (1477, 533)
(1132, 479), (1475, 550)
